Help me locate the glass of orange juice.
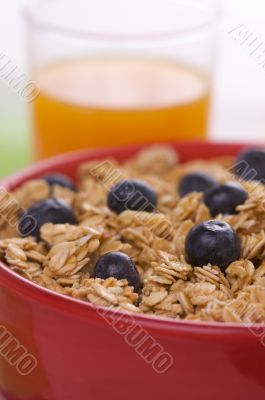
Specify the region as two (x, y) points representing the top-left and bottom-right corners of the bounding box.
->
(25, 0), (221, 159)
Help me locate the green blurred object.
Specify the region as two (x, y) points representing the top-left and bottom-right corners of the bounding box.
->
(0, 86), (31, 178)
(0, 125), (30, 178)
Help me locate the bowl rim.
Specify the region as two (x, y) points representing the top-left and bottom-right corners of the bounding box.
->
(0, 141), (264, 337)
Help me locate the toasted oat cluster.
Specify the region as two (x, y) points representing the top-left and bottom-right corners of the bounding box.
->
(1, 145), (265, 324)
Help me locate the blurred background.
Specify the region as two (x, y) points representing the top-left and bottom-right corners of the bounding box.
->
(0, 0), (265, 176)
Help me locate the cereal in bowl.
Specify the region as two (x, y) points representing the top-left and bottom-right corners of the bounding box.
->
(1, 145), (265, 324)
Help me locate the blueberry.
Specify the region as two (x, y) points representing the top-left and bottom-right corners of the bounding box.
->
(43, 173), (76, 191)
(94, 252), (140, 292)
(203, 182), (247, 216)
(178, 172), (218, 197)
(107, 180), (157, 214)
(234, 148), (265, 181)
(185, 220), (241, 272)
(19, 198), (77, 240)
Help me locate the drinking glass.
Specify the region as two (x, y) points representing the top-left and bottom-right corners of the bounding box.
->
(24, 0), (221, 159)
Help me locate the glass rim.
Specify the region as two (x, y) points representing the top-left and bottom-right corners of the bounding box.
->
(23, 0), (223, 43)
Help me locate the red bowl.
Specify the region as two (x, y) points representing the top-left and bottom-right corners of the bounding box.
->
(0, 142), (265, 400)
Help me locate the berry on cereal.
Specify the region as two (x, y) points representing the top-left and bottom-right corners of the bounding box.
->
(19, 198), (77, 239)
(94, 252), (140, 292)
(107, 179), (157, 214)
(43, 173), (76, 191)
(185, 220), (241, 272)
(178, 172), (218, 197)
(234, 148), (265, 181)
(203, 182), (247, 216)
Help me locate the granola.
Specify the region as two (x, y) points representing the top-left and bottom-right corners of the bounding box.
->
(0, 145), (265, 324)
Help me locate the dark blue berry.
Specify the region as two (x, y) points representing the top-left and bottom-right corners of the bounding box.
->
(234, 148), (265, 181)
(94, 252), (140, 292)
(19, 198), (77, 240)
(185, 220), (241, 272)
(178, 172), (218, 197)
(107, 180), (157, 214)
(43, 173), (76, 191)
(204, 182), (247, 216)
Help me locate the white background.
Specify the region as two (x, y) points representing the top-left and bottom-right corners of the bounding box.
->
(0, 0), (265, 142)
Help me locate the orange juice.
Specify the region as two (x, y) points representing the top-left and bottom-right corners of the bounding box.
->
(32, 57), (210, 159)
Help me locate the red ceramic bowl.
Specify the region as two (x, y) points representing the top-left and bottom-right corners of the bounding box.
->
(0, 142), (265, 400)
